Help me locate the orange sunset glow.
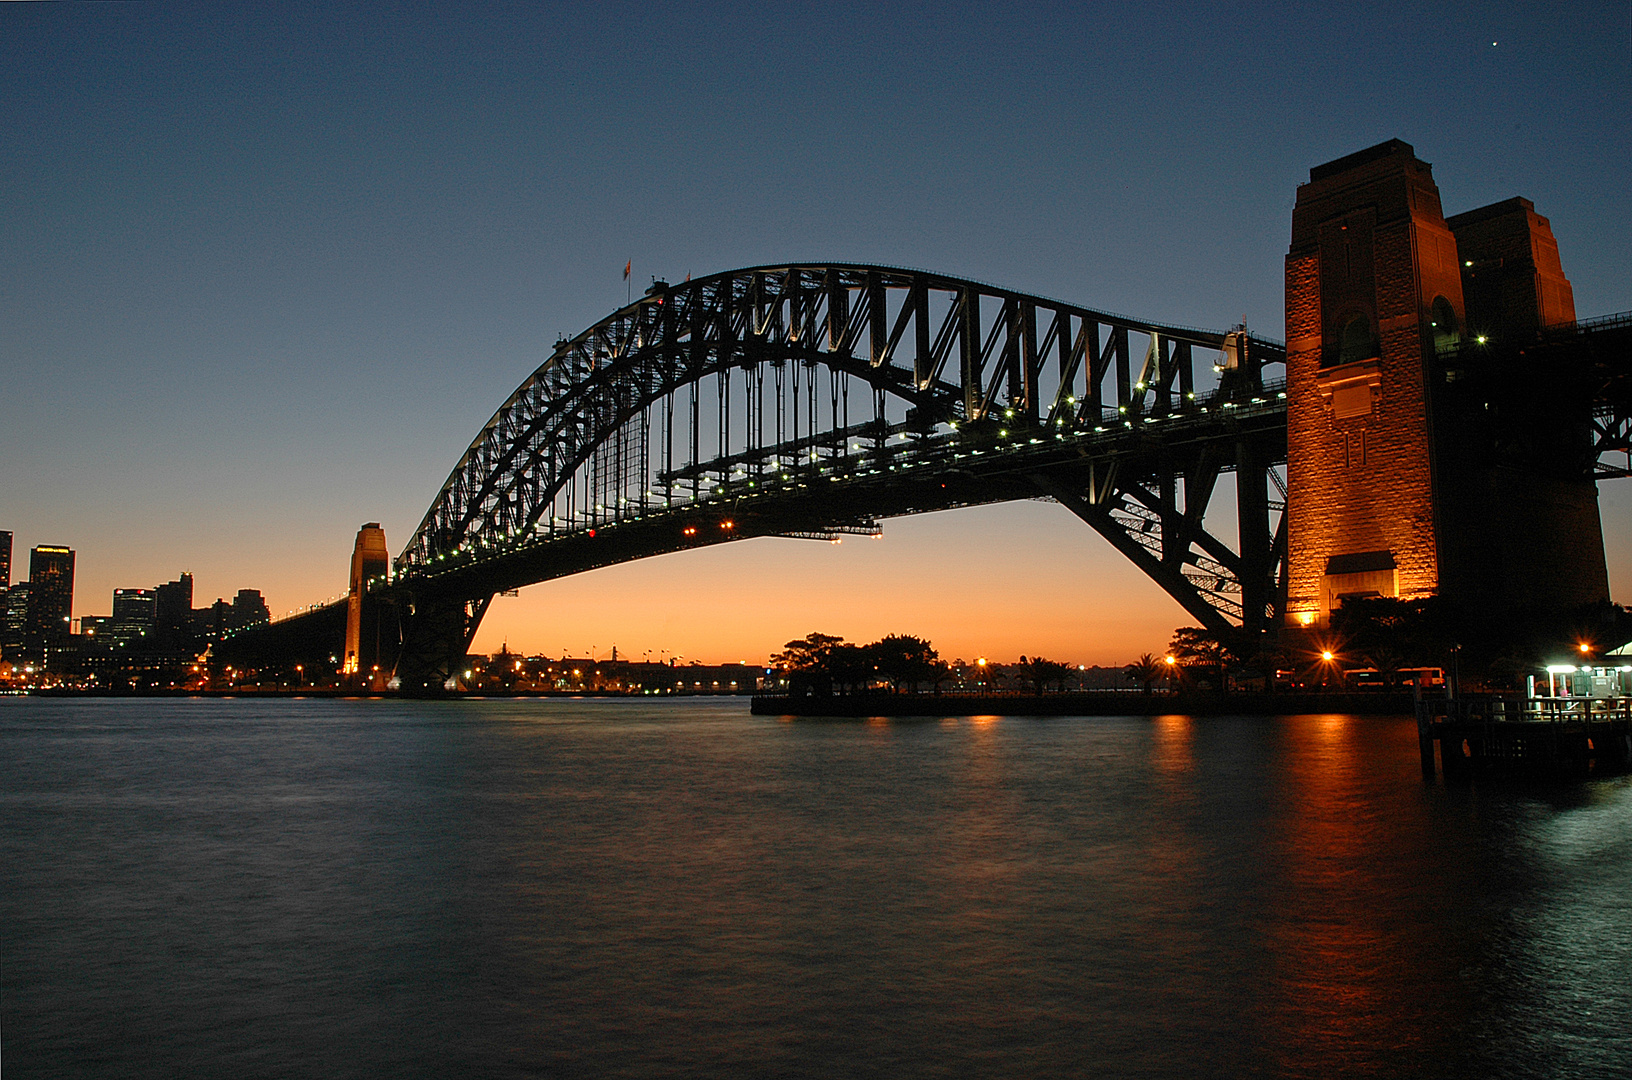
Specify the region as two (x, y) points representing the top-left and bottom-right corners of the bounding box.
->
(467, 501), (1192, 664)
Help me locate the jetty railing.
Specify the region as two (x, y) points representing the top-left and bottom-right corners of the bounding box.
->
(1415, 689), (1632, 779)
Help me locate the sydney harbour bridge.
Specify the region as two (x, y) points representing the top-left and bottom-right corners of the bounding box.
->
(225, 142), (1632, 692)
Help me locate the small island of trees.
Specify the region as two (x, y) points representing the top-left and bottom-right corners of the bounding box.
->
(770, 632), (1107, 698)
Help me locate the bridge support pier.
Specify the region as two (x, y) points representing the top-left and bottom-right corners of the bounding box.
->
(392, 593), (492, 695)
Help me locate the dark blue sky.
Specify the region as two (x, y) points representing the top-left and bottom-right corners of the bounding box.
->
(3, 2), (1628, 660)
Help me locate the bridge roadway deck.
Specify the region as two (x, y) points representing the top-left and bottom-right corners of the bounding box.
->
(387, 385), (1290, 602)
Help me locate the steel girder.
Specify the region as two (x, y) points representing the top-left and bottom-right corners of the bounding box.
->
(389, 595), (491, 695)
(1579, 313), (1632, 478)
(1431, 312), (1632, 479)
(387, 264), (1289, 689)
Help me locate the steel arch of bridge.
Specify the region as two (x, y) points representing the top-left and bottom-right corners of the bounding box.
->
(389, 264), (1288, 690)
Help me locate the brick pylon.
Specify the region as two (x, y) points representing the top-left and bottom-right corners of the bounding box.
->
(1285, 140), (1607, 629)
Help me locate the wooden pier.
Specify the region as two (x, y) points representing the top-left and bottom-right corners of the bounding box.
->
(1415, 693), (1632, 781)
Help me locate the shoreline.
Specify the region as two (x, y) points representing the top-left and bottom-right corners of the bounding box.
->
(11, 688), (755, 700)
(750, 690), (1419, 717)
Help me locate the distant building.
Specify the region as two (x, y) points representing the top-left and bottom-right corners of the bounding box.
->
(206, 597), (233, 639)
(26, 546), (74, 657)
(153, 573), (194, 650)
(0, 530), (11, 588)
(110, 588), (157, 649)
(230, 589), (270, 631)
(1, 583), (28, 661)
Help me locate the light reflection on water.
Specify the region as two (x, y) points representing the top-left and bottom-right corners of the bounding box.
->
(2, 698), (1630, 1078)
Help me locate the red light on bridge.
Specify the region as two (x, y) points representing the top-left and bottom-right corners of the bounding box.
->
(587, 529), (597, 537)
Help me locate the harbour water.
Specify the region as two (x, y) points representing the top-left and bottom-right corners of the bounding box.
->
(3, 697), (1630, 1078)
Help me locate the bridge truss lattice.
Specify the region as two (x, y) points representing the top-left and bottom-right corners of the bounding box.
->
(389, 264), (1289, 690)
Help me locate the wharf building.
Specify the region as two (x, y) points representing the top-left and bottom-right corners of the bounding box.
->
(1284, 140), (1607, 628)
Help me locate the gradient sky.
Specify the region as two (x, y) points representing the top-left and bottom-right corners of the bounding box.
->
(3, 2), (1629, 665)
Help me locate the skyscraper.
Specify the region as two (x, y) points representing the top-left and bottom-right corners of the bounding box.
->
(153, 573), (194, 650)
(1, 583), (29, 661)
(111, 588), (157, 649)
(25, 546), (74, 650)
(0, 530), (11, 588)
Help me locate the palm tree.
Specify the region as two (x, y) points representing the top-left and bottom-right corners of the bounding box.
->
(1017, 655), (1075, 694)
(1125, 653), (1166, 695)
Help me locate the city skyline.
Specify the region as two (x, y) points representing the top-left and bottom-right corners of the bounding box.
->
(4, 4), (1629, 664)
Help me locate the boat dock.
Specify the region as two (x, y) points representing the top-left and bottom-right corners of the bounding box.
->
(1416, 692), (1632, 781)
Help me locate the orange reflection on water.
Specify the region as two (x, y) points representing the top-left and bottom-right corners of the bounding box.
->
(1257, 714), (1435, 1072)
(1151, 714), (1193, 778)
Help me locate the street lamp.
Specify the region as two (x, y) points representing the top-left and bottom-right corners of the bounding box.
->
(1315, 648), (1338, 689)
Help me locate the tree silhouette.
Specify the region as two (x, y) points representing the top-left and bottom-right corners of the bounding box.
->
(772, 632), (845, 695)
(1166, 627), (1239, 688)
(867, 634), (940, 693)
(1124, 653), (1166, 695)
(1015, 655), (1075, 694)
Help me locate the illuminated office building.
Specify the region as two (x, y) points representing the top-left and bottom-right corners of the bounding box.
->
(111, 588), (157, 649)
(26, 546), (75, 651)
(1, 583), (28, 661)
